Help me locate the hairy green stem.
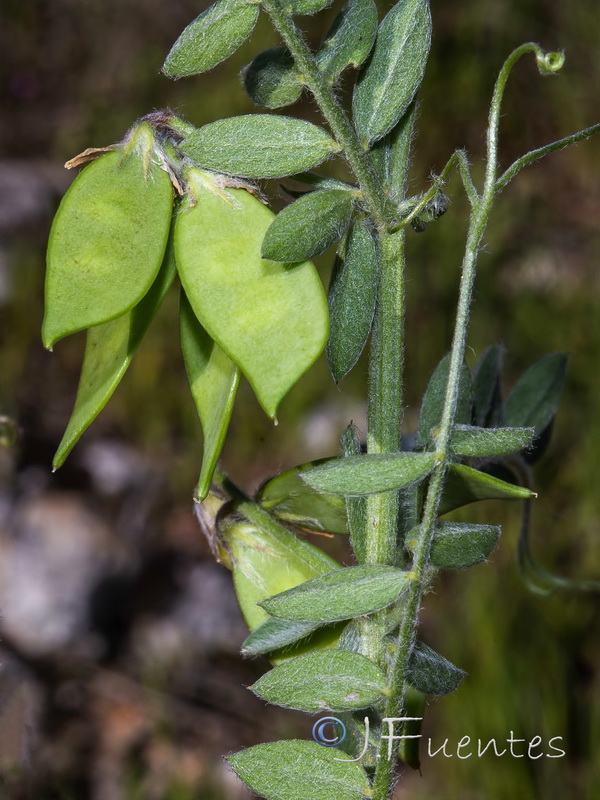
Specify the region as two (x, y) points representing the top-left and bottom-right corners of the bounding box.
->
(371, 44), (554, 800)
(496, 122), (600, 191)
(260, 0), (410, 670)
(259, 0), (388, 229)
(394, 149), (478, 230)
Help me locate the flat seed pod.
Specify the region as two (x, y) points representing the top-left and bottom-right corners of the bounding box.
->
(260, 564), (411, 622)
(175, 174), (329, 418)
(222, 521), (342, 662)
(353, 0), (432, 145)
(327, 219), (378, 382)
(228, 740), (370, 800)
(262, 189), (354, 262)
(181, 115), (341, 179)
(257, 460), (348, 534)
(162, 0), (259, 78)
(300, 452), (437, 496)
(180, 292), (240, 502)
(243, 46), (303, 108)
(43, 137), (173, 348)
(250, 650), (386, 712)
(316, 0), (378, 82)
(52, 232), (177, 469)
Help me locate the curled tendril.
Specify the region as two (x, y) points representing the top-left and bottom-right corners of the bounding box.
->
(536, 49), (565, 75)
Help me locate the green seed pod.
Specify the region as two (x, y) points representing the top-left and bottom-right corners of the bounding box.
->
(180, 291), (240, 503)
(175, 170), (329, 419)
(43, 123), (173, 348)
(53, 228), (177, 469)
(222, 519), (343, 661)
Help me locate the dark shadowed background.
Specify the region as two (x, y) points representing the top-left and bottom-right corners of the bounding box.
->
(1, 1), (599, 798)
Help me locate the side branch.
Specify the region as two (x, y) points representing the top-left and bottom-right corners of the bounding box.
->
(496, 122), (600, 191)
(394, 148), (479, 232)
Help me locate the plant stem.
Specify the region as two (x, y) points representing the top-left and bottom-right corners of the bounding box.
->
(496, 122), (600, 191)
(371, 44), (551, 800)
(259, 0), (388, 229)
(394, 149), (478, 231)
(260, 0), (409, 669)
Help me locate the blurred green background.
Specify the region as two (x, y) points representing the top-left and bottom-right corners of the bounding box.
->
(1, 1), (599, 799)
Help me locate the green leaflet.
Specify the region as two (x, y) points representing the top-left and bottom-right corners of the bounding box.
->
(300, 452), (437, 496)
(251, 650), (386, 712)
(439, 463), (535, 515)
(289, 172), (357, 192)
(181, 115), (341, 179)
(228, 740), (370, 800)
(407, 641), (466, 695)
(162, 0), (259, 78)
(341, 424), (367, 563)
(353, 0), (432, 145)
(175, 173), (329, 419)
(417, 354), (472, 447)
(222, 520), (342, 662)
(316, 0), (378, 82)
(180, 293), (239, 502)
(408, 521), (501, 568)
(327, 219), (379, 382)
(450, 424), (535, 457)
(243, 47), (303, 108)
(260, 564), (411, 622)
(52, 230), (177, 470)
(242, 617), (323, 656)
(262, 189), (354, 262)
(505, 352), (568, 435)
(43, 128), (173, 348)
(289, 0), (334, 14)
(257, 460), (348, 534)
(472, 344), (505, 427)
(371, 100), (417, 198)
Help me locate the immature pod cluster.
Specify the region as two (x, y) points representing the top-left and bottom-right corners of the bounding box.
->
(44, 116), (329, 496)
